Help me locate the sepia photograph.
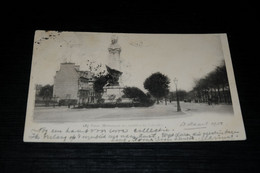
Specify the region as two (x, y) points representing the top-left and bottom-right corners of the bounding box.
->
(2, 4), (258, 173)
(24, 31), (246, 142)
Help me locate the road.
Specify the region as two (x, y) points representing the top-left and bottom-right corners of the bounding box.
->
(33, 102), (234, 123)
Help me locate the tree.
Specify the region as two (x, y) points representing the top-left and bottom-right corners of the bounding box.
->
(86, 60), (106, 78)
(143, 72), (170, 104)
(168, 90), (188, 102)
(168, 91), (175, 103)
(39, 84), (53, 106)
(93, 75), (109, 103)
(123, 87), (147, 103)
(191, 60), (231, 104)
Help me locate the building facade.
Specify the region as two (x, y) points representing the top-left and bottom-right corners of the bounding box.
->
(53, 63), (96, 104)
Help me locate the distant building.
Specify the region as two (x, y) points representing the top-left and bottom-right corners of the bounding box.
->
(35, 84), (42, 96)
(35, 84), (43, 103)
(53, 63), (96, 104)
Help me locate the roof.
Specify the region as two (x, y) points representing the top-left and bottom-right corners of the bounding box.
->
(76, 70), (94, 80)
(58, 62), (95, 80)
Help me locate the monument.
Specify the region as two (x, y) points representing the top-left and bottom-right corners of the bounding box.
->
(102, 35), (129, 103)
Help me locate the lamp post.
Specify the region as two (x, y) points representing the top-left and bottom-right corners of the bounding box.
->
(173, 78), (181, 112)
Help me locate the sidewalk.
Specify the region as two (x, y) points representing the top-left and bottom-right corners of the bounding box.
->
(33, 102), (233, 123)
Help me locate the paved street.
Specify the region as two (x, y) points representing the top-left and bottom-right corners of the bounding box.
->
(33, 102), (234, 123)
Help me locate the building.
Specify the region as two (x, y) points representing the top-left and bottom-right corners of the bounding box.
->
(35, 84), (42, 97)
(53, 63), (96, 104)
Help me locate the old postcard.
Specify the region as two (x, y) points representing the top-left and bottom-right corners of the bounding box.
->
(24, 31), (246, 142)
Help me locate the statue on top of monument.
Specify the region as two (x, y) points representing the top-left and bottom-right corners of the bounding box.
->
(108, 35), (121, 54)
(111, 35), (118, 44)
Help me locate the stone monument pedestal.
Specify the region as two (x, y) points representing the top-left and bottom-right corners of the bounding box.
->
(102, 85), (132, 103)
(102, 85), (124, 103)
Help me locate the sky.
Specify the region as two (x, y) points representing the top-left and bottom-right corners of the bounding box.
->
(31, 31), (225, 92)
